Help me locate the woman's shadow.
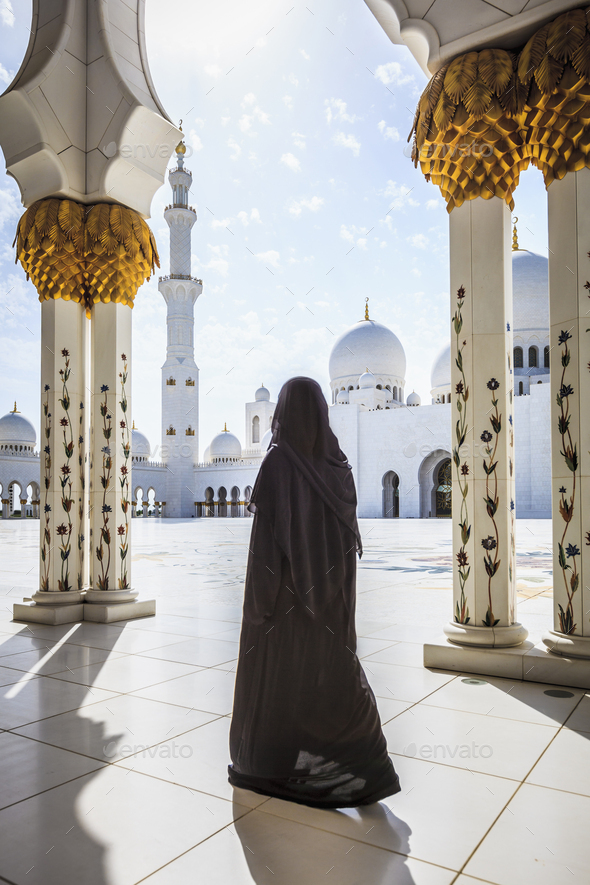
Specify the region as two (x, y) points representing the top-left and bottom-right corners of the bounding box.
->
(231, 792), (417, 885)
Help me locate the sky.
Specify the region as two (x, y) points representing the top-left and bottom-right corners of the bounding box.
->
(0, 0), (550, 460)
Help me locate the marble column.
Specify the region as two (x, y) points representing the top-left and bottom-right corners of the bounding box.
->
(39, 299), (87, 593)
(19, 499), (27, 518)
(444, 196), (528, 648)
(1, 500), (8, 519)
(543, 168), (590, 658)
(88, 302), (133, 595)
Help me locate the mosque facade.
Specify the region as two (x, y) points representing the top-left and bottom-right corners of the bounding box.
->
(0, 145), (551, 521)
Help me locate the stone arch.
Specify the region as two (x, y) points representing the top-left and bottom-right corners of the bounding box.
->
(204, 486), (214, 517)
(231, 485), (240, 518)
(528, 345), (538, 368)
(8, 480), (22, 516)
(382, 471), (400, 518)
(244, 485), (253, 517)
(514, 346), (523, 368)
(435, 459), (452, 518)
(218, 486), (227, 517)
(252, 415), (260, 444)
(418, 449), (452, 518)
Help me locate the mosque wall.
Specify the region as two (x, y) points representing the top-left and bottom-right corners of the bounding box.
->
(514, 383), (551, 518)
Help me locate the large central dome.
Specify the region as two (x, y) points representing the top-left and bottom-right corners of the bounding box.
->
(329, 319), (406, 386)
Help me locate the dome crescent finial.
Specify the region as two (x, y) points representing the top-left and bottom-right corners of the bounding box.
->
(12, 401), (18, 413)
(365, 297), (369, 321)
(512, 216), (519, 251)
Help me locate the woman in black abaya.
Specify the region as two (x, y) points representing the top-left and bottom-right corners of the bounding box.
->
(228, 377), (400, 808)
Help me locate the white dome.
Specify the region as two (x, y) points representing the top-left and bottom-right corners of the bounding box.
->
(329, 319), (406, 385)
(203, 444), (211, 464)
(210, 427), (242, 461)
(260, 428), (273, 450)
(336, 390), (349, 403)
(0, 407), (36, 448)
(431, 343), (451, 392)
(131, 428), (151, 460)
(512, 250), (549, 333)
(255, 384), (270, 402)
(406, 390), (421, 406)
(359, 370), (376, 389)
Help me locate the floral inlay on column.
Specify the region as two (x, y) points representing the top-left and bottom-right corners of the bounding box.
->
(555, 329), (579, 635)
(118, 353), (131, 589)
(452, 285), (471, 624)
(96, 385), (113, 590)
(480, 376), (502, 627)
(77, 400), (85, 590)
(40, 385), (52, 591)
(57, 349), (75, 591)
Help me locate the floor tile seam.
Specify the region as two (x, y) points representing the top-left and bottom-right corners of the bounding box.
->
(412, 699), (571, 730)
(8, 711), (226, 767)
(517, 714), (590, 797)
(130, 807), (256, 885)
(560, 692), (589, 730)
(110, 760), (258, 806)
(125, 691), (232, 716)
(60, 637), (197, 653)
(388, 749), (528, 783)
(134, 648), (239, 666)
(254, 802), (462, 870)
(43, 665), (207, 692)
(361, 656), (427, 670)
(2, 689), (128, 729)
(367, 671), (460, 706)
(0, 650), (137, 678)
(449, 870), (502, 885)
(522, 774), (590, 801)
(0, 762), (107, 814)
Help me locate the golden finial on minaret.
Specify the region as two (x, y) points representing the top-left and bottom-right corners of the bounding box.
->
(364, 297), (369, 321)
(512, 216), (519, 251)
(11, 401), (19, 413)
(223, 422), (228, 432)
(132, 420), (136, 430)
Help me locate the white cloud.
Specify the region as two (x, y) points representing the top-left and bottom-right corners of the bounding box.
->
(205, 244), (230, 276)
(340, 225), (354, 243)
(220, 116), (231, 126)
(228, 138), (241, 160)
(374, 61), (414, 87)
(236, 208), (262, 226)
(193, 117), (205, 128)
(300, 49), (310, 59)
(238, 115), (252, 133)
(250, 208), (261, 223)
(0, 62), (12, 85)
(255, 250), (280, 268)
(204, 64), (221, 78)
(427, 199), (443, 210)
(188, 130), (203, 152)
(211, 217), (232, 230)
(377, 120), (400, 142)
(409, 233), (429, 249)
(356, 238), (368, 251)
(412, 268), (422, 276)
(253, 106), (270, 125)
(0, 1), (14, 26)
(288, 73), (299, 87)
(280, 152), (301, 172)
(241, 93), (256, 107)
(383, 180), (419, 207)
(292, 132), (306, 150)
(289, 196), (324, 217)
(333, 132), (360, 157)
(325, 98), (357, 124)
(282, 95), (293, 109)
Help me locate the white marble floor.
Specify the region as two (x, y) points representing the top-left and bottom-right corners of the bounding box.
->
(1, 517), (587, 885)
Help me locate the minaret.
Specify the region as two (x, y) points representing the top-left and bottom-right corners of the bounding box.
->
(158, 135), (203, 517)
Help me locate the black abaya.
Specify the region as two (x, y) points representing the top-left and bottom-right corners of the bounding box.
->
(228, 378), (400, 808)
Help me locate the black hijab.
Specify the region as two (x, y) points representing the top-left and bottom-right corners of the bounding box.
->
(245, 377), (362, 622)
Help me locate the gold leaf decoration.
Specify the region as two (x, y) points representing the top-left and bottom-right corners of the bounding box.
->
(15, 199), (159, 316)
(407, 7), (590, 212)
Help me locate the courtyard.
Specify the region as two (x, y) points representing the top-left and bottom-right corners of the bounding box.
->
(0, 518), (588, 885)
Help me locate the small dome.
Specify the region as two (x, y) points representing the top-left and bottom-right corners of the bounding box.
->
(255, 384), (270, 402)
(260, 428), (273, 450)
(406, 390), (421, 406)
(329, 319), (406, 386)
(431, 343), (451, 392)
(132, 427), (151, 461)
(0, 404), (36, 448)
(359, 370), (376, 389)
(336, 390), (349, 404)
(210, 425), (242, 461)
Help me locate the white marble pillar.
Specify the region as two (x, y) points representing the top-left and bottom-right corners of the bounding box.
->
(543, 168), (590, 658)
(19, 499), (27, 518)
(1, 499), (8, 519)
(39, 299), (87, 592)
(89, 302), (133, 594)
(142, 501), (148, 519)
(444, 197), (527, 648)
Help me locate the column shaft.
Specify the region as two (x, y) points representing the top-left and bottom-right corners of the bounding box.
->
(90, 303), (132, 592)
(544, 168), (590, 656)
(445, 197), (526, 647)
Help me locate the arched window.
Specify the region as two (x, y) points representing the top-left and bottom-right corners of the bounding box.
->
(519, 381), (524, 395)
(392, 386), (397, 400)
(231, 486), (240, 518)
(435, 460), (452, 517)
(204, 487), (214, 517)
(376, 384), (382, 390)
(528, 345), (538, 368)
(544, 345), (550, 368)
(514, 346), (523, 368)
(252, 415), (260, 444)
(218, 486), (227, 517)
(382, 471), (400, 518)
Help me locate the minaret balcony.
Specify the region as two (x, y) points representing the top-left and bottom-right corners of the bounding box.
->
(165, 204), (196, 213)
(159, 274), (203, 284)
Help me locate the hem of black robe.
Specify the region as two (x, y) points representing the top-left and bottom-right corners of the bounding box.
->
(227, 764), (401, 810)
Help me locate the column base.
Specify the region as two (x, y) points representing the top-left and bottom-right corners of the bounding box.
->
(13, 601), (85, 625)
(542, 630), (590, 660)
(443, 621), (529, 648)
(83, 598), (156, 623)
(85, 589), (138, 604)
